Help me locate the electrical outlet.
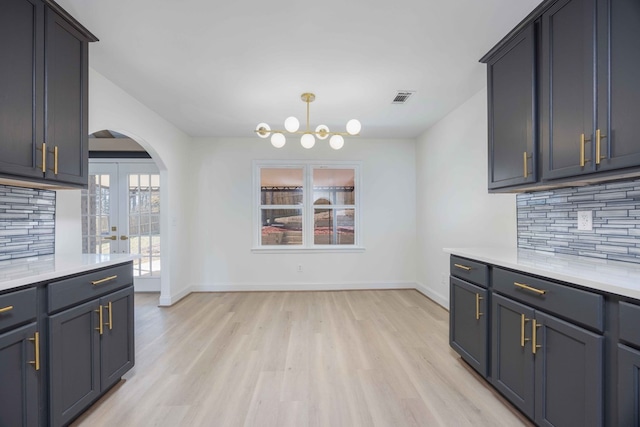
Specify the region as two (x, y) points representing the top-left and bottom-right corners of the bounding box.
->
(577, 210), (593, 231)
(297, 264), (303, 273)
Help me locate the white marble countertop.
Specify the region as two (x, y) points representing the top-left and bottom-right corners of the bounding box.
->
(444, 247), (640, 300)
(0, 254), (138, 293)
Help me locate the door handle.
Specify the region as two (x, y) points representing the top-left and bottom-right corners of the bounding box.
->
(104, 236), (117, 241)
(521, 314), (530, 348)
(475, 294), (483, 320)
(28, 332), (40, 371)
(95, 306), (104, 335)
(120, 235), (129, 241)
(532, 319), (542, 355)
(596, 129), (606, 165)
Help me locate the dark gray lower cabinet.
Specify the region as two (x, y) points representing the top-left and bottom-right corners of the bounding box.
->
(618, 344), (640, 426)
(0, 322), (39, 427)
(449, 277), (488, 376)
(492, 293), (603, 426)
(49, 286), (134, 426)
(492, 294), (535, 417)
(49, 299), (101, 426)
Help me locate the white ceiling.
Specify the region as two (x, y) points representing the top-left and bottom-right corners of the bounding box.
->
(58, 0), (542, 139)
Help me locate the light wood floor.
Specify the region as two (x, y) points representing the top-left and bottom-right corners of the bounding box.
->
(72, 290), (532, 427)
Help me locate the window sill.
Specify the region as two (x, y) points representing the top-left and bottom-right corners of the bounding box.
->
(251, 246), (366, 254)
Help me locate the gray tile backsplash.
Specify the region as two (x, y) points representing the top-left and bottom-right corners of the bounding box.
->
(0, 185), (55, 260)
(517, 179), (640, 263)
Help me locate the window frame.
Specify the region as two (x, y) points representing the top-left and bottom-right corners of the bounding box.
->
(252, 160), (363, 253)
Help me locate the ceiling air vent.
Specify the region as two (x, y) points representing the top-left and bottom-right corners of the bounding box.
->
(392, 91), (416, 104)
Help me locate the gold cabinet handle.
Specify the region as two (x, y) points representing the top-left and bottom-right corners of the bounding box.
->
(514, 281), (546, 295)
(521, 314), (531, 347)
(596, 129), (606, 165)
(523, 152), (528, 178)
(0, 305), (14, 314)
(105, 301), (113, 330)
(454, 263), (471, 271)
(54, 146), (58, 175)
(475, 294), (483, 320)
(91, 275), (118, 286)
(532, 319), (542, 355)
(37, 143), (47, 173)
(580, 134), (592, 167)
(95, 306), (103, 335)
(28, 332), (40, 371)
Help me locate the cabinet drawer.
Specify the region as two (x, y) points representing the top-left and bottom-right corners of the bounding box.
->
(0, 287), (37, 333)
(620, 301), (640, 348)
(450, 256), (489, 288)
(48, 263), (133, 313)
(493, 267), (604, 332)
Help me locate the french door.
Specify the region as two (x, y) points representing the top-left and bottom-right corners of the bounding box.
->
(81, 160), (161, 290)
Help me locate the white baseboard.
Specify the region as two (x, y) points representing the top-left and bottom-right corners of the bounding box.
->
(157, 281), (437, 307)
(190, 281), (416, 293)
(158, 286), (192, 306)
(415, 282), (449, 309)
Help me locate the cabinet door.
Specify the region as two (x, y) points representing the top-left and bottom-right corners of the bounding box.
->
(100, 286), (135, 391)
(491, 293), (535, 418)
(619, 344), (640, 426)
(534, 311), (603, 427)
(45, 8), (89, 186)
(449, 277), (488, 376)
(541, 0), (596, 180)
(0, 0), (45, 180)
(49, 299), (101, 427)
(487, 24), (537, 189)
(0, 323), (39, 427)
(595, 0), (640, 171)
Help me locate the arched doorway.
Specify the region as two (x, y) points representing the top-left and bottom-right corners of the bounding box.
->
(82, 130), (162, 292)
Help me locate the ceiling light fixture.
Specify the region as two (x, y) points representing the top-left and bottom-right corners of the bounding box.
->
(255, 93), (361, 150)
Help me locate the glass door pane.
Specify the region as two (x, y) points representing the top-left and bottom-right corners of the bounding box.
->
(82, 169), (118, 254)
(127, 172), (161, 277)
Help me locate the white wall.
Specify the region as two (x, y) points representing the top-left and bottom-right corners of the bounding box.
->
(54, 68), (194, 305)
(188, 137), (417, 291)
(415, 88), (517, 308)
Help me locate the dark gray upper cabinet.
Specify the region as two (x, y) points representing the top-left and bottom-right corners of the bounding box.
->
(486, 24), (538, 189)
(0, 322), (39, 427)
(0, 0), (45, 180)
(45, 8), (90, 186)
(449, 277), (489, 377)
(484, 0), (640, 189)
(595, 0), (640, 172)
(541, 0), (597, 180)
(0, 0), (96, 188)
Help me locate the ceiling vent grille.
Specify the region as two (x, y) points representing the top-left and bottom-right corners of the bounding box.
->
(392, 91), (416, 104)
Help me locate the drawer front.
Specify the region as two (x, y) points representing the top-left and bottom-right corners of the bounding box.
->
(450, 256), (489, 288)
(48, 263), (133, 313)
(620, 301), (640, 348)
(493, 267), (604, 332)
(0, 287), (37, 333)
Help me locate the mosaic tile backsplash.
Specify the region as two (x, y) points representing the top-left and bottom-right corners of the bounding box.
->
(517, 178), (640, 263)
(0, 184), (55, 260)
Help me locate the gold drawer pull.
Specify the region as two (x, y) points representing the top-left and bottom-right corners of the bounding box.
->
(0, 305), (14, 314)
(514, 282), (546, 295)
(28, 332), (40, 371)
(91, 275), (118, 286)
(454, 263), (471, 271)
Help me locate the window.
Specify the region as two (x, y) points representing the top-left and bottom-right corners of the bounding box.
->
(255, 161), (361, 250)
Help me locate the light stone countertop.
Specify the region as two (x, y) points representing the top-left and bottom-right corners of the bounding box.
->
(0, 253), (138, 293)
(444, 247), (640, 300)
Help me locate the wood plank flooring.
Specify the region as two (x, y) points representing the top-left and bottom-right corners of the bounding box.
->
(72, 290), (532, 427)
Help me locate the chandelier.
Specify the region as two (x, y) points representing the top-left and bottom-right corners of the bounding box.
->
(255, 93), (361, 150)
